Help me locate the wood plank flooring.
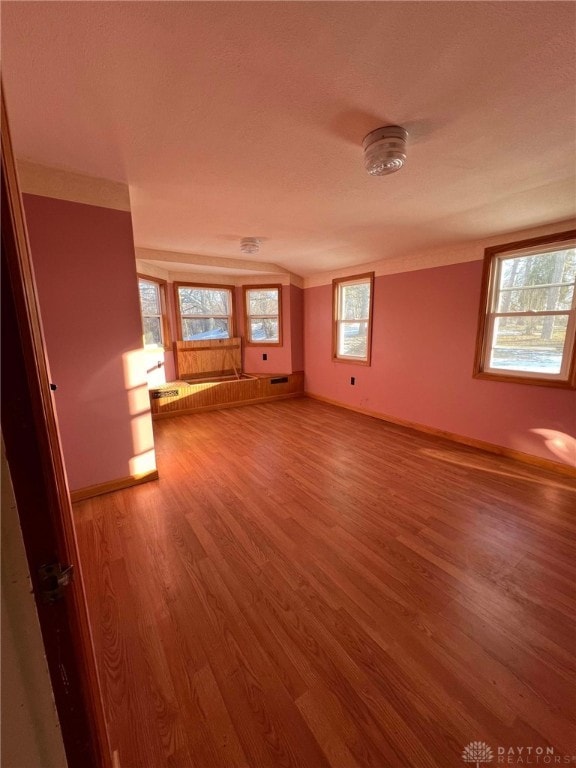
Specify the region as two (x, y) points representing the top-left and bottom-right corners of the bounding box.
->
(74, 398), (576, 768)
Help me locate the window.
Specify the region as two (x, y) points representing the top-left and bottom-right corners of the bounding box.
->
(138, 275), (170, 348)
(175, 282), (235, 340)
(243, 285), (282, 345)
(333, 272), (374, 364)
(474, 230), (576, 387)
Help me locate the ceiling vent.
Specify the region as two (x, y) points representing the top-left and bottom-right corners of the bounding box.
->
(240, 237), (260, 255)
(363, 125), (408, 176)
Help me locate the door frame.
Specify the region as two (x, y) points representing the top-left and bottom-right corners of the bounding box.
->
(1, 85), (113, 768)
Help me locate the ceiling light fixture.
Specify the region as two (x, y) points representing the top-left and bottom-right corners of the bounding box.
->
(240, 237), (260, 255)
(363, 125), (408, 176)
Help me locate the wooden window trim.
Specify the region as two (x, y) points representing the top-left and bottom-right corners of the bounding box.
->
(138, 273), (172, 350)
(473, 230), (576, 389)
(174, 281), (236, 341)
(243, 284), (283, 347)
(332, 272), (375, 366)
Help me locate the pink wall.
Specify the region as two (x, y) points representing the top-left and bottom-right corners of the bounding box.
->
(304, 261), (576, 467)
(290, 285), (304, 372)
(23, 194), (156, 490)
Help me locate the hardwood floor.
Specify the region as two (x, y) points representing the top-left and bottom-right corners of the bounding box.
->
(74, 398), (576, 768)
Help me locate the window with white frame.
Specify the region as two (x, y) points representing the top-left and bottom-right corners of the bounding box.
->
(474, 231), (576, 387)
(138, 275), (169, 348)
(243, 285), (282, 345)
(175, 283), (234, 340)
(333, 273), (374, 364)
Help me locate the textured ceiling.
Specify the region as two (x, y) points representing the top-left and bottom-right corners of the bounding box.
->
(2, 1), (575, 277)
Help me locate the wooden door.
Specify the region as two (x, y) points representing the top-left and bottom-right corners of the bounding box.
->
(1, 86), (113, 768)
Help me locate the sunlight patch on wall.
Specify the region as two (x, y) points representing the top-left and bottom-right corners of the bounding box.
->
(144, 348), (167, 388)
(130, 412), (155, 456)
(123, 349), (157, 477)
(123, 349), (148, 389)
(127, 383), (152, 417)
(529, 428), (576, 466)
(129, 449), (157, 477)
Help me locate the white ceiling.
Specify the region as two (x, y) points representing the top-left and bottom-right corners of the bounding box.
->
(2, 1), (575, 277)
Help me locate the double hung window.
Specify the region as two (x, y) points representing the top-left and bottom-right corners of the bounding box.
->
(175, 283), (235, 340)
(474, 231), (576, 387)
(333, 273), (374, 364)
(138, 275), (169, 348)
(243, 285), (282, 345)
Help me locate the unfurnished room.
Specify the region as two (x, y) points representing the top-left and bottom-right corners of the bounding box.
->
(1, 2), (575, 767)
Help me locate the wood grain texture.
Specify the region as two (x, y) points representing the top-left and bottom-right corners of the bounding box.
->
(174, 337), (242, 380)
(306, 391), (576, 478)
(151, 372), (304, 417)
(74, 397), (576, 768)
(70, 470), (159, 503)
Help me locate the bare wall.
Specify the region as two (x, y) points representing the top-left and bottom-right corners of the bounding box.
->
(23, 193), (156, 491)
(304, 259), (575, 468)
(290, 284), (304, 372)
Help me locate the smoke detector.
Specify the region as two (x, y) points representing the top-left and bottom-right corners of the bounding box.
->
(363, 125), (408, 176)
(240, 237), (260, 255)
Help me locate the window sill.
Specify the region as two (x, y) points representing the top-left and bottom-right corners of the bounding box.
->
(245, 341), (282, 347)
(473, 370), (575, 389)
(332, 356), (371, 367)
